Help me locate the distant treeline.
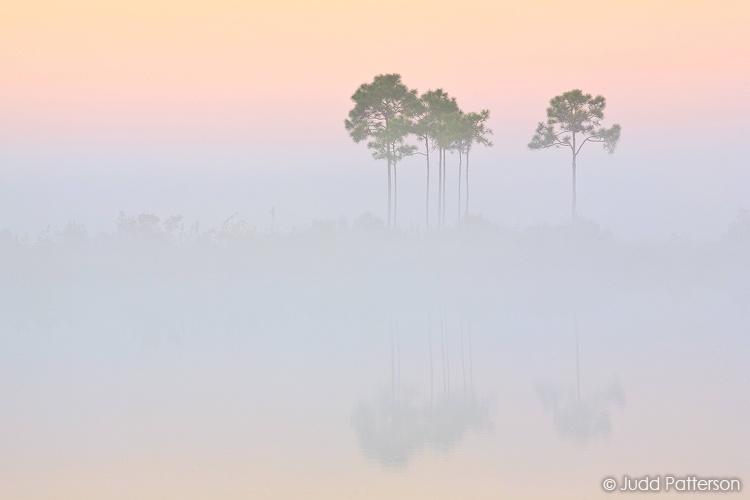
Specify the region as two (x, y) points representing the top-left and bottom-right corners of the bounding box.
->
(2, 208), (750, 249)
(0, 210), (748, 340)
(2, 209), (749, 249)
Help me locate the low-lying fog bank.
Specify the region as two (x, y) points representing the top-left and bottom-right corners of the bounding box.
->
(2, 211), (748, 341)
(1, 211), (748, 499)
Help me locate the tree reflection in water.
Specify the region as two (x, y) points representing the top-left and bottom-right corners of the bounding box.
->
(536, 379), (625, 442)
(536, 319), (625, 442)
(351, 314), (492, 469)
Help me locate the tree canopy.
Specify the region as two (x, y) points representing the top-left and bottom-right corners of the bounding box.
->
(345, 74), (495, 230)
(528, 89), (620, 155)
(345, 74), (420, 229)
(528, 89), (621, 220)
(345, 74), (419, 166)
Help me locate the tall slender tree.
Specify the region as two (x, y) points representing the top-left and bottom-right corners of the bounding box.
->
(461, 110), (492, 219)
(528, 89), (621, 221)
(439, 109), (473, 226)
(412, 94), (438, 231)
(452, 112), (470, 223)
(345, 74), (419, 230)
(418, 89), (459, 227)
(421, 90), (460, 230)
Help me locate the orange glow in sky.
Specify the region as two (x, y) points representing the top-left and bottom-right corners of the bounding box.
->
(1, 0), (748, 144)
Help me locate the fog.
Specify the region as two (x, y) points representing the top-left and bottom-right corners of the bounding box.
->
(1, 202), (748, 497)
(2, 2), (749, 495)
(2, 133), (748, 241)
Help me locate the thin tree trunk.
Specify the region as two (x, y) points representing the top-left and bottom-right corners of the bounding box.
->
(458, 150), (462, 224)
(442, 149), (446, 228)
(465, 149), (470, 217)
(571, 134), (577, 223)
(392, 142), (398, 230)
(571, 156), (577, 223)
(441, 308), (447, 395)
(394, 161), (398, 230)
(425, 139), (430, 231)
(437, 148), (443, 230)
(442, 149), (447, 228)
(387, 158), (392, 231)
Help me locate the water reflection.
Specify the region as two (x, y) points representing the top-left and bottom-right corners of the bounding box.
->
(536, 379), (625, 442)
(537, 319), (625, 442)
(352, 391), (493, 469)
(352, 316), (492, 469)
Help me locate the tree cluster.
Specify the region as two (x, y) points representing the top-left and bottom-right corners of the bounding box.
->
(347, 77), (624, 228)
(345, 74), (492, 231)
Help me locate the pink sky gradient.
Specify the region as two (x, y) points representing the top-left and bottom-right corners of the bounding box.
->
(2, 1), (748, 146)
(1, 1), (748, 239)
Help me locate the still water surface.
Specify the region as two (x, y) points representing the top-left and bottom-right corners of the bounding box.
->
(2, 228), (748, 499)
(1, 287), (746, 499)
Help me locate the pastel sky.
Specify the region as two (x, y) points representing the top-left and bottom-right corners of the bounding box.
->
(1, 0), (749, 236)
(3, 0), (747, 142)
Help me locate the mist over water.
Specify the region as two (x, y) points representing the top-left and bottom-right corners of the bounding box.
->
(1, 210), (748, 498)
(3, 4), (749, 497)
(2, 138), (749, 241)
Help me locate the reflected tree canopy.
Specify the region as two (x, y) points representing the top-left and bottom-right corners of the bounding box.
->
(352, 317), (492, 469)
(352, 389), (492, 469)
(536, 379), (625, 443)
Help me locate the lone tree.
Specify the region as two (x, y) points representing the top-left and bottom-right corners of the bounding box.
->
(528, 89), (621, 221)
(345, 74), (419, 230)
